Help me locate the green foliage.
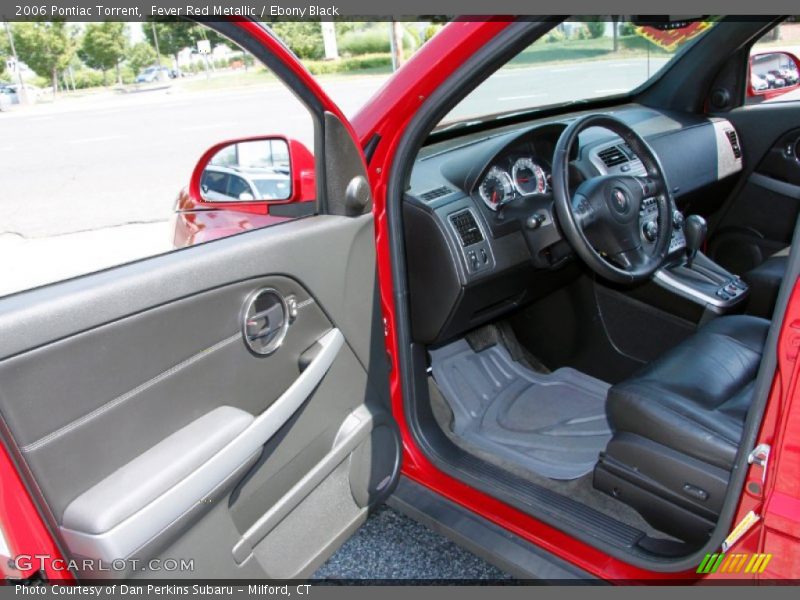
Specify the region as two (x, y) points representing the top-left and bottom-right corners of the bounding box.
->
(79, 22), (128, 84)
(0, 34), (7, 79)
(619, 22), (636, 36)
(338, 24), (416, 56)
(304, 53), (392, 75)
(12, 22), (76, 87)
(270, 22), (323, 60)
(585, 18), (607, 39)
(544, 28), (567, 43)
(127, 42), (157, 75)
(423, 23), (444, 42)
(144, 20), (201, 61)
(339, 27), (390, 55)
(71, 68), (105, 89)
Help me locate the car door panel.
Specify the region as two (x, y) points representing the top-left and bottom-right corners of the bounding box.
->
(710, 103), (800, 271)
(0, 213), (399, 579)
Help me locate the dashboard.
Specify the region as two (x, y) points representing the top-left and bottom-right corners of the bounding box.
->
(402, 104), (744, 344)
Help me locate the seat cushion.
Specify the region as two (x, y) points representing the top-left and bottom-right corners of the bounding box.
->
(743, 249), (788, 318)
(607, 315), (770, 470)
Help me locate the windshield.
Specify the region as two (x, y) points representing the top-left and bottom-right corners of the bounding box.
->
(438, 18), (719, 128)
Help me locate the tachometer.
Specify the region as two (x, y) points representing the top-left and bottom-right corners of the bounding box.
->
(479, 167), (514, 210)
(512, 158), (547, 196)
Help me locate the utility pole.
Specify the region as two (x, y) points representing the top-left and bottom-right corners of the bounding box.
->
(389, 21), (404, 71)
(151, 22), (162, 66)
(4, 21), (29, 105)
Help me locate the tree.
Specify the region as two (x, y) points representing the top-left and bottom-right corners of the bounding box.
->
(12, 22), (76, 96)
(585, 18), (606, 39)
(144, 20), (200, 69)
(79, 22), (128, 86)
(127, 41), (157, 76)
(270, 22), (323, 60)
(0, 34), (7, 80)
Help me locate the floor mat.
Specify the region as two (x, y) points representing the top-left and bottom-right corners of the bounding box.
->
(430, 339), (612, 480)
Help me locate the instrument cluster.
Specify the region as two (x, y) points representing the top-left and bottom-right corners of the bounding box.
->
(478, 155), (551, 211)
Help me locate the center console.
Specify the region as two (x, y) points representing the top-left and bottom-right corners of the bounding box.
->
(651, 212), (749, 314)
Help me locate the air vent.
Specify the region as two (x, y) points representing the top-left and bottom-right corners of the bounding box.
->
(725, 130), (742, 159)
(449, 210), (483, 247)
(597, 145), (629, 168)
(419, 186), (453, 202)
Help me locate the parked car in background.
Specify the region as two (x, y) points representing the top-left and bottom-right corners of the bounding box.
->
(780, 65), (799, 85)
(751, 73), (769, 91)
(768, 69), (787, 87)
(200, 165), (291, 202)
(135, 66), (172, 84)
(0, 87), (11, 112)
(0, 83), (43, 104)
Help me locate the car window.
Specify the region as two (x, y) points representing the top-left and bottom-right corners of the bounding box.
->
(1, 21), (317, 297)
(252, 177), (291, 200)
(746, 18), (800, 105)
(201, 171), (229, 195)
(439, 18), (720, 127)
(227, 174), (252, 199)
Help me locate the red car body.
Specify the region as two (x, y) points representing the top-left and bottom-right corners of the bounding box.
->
(4, 17), (800, 584)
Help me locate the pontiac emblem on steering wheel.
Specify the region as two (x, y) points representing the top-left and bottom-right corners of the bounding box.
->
(611, 188), (629, 213)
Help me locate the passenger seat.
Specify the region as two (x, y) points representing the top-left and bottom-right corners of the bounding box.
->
(742, 246), (789, 319)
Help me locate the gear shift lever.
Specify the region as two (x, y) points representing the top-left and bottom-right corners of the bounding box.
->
(684, 215), (707, 268)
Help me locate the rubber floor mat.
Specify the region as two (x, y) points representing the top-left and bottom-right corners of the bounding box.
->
(430, 339), (611, 480)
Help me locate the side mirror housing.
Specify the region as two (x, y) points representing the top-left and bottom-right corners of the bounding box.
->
(186, 136), (316, 212)
(748, 51), (800, 101)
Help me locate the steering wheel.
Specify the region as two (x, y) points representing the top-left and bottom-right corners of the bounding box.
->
(552, 114), (673, 284)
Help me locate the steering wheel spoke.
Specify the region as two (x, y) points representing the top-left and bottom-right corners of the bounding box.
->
(572, 193), (598, 229)
(608, 245), (647, 271)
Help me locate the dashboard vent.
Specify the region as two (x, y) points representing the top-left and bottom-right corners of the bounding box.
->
(725, 130), (742, 159)
(449, 210), (483, 247)
(419, 186), (453, 202)
(597, 145), (629, 168)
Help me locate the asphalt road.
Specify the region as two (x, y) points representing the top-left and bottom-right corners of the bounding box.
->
(0, 57), (667, 296)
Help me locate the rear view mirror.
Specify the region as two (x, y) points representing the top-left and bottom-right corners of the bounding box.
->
(749, 52), (800, 101)
(188, 136), (315, 206)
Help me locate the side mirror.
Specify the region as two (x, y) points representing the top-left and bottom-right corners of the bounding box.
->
(748, 51), (800, 101)
(188, 136), (315, 207)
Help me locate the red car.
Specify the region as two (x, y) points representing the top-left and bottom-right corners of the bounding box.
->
(3, 16), (800, 584)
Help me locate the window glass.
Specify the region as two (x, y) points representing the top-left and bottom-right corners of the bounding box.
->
(439, 18), (720, 128)
(0, 22), (316, 297)
(746, 18), (800, 105)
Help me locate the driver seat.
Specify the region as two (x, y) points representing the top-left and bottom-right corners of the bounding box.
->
(593, 315), (770, 544)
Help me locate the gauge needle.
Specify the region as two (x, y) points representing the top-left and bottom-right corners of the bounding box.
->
(492, 191), (498, 204)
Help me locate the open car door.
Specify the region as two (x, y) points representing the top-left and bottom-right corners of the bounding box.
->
(0, 20), (399, 581)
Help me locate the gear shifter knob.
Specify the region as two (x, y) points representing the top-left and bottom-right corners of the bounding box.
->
(684, 214), (707, 268)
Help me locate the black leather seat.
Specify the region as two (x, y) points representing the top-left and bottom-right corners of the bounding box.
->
(743, 249), (788, 319)
(594, 315), (770, 542)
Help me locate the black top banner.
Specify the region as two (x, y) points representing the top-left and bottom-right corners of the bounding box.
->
(0, 0), (797, 21)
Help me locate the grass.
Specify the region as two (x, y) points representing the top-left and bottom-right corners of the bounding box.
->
(508, 35), (672, 68)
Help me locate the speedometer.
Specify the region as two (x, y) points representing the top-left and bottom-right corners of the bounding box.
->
(512, 158), (548, 196)
(479, 167), (514, 210)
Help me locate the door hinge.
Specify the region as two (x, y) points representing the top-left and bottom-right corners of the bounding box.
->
(748, 443), (771, 484)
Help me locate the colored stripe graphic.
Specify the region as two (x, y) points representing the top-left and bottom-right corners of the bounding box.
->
(697, 553), (773, 574)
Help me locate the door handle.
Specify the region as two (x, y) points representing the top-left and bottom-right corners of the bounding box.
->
(242, 288), (289, 355)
